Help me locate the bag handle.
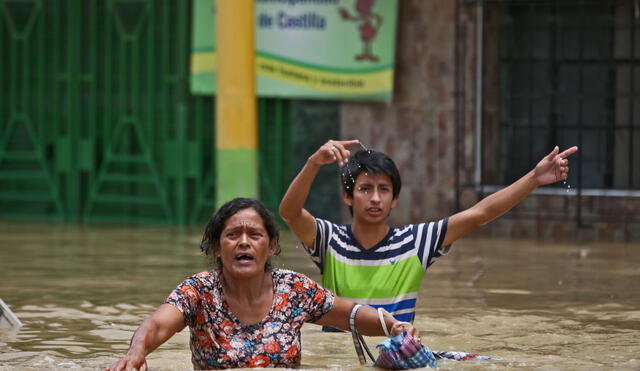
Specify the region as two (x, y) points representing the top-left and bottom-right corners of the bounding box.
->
(378, 308), (418, 343)
(377, 307), (392, 337)
(349, 304), (376, 365)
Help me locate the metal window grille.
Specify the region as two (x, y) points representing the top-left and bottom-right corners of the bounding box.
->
(480, 0), (640, 192)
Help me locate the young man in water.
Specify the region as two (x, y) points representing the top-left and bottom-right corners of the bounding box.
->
(279, 140), (578, 324)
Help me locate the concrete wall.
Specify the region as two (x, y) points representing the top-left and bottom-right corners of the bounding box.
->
(341, 0), (458, 226)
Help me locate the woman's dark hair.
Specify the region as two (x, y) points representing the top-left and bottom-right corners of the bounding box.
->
(200, 198), (281, 269)
(340, 150), (402, 215)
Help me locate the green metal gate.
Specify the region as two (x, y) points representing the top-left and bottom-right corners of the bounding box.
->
(0, 0), (295, 224)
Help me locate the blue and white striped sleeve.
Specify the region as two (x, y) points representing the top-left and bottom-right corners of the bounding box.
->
(300, 218), (332, 273)
(415, 217), (450, 270)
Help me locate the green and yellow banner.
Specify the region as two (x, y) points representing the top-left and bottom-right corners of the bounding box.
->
(191, 0), (398, 102)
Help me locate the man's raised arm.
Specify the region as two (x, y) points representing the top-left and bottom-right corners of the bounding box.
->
(444, 146), (578, 247)
(279, 139), (359, 248)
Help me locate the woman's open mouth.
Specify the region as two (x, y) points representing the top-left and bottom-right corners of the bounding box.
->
(235, 253), (255, 262)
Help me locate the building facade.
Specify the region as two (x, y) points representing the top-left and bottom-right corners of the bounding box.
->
(342, 0), (640, 241)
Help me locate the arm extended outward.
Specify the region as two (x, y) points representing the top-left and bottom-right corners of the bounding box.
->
(444, 146), (578, 247)
(279, 139), (359, 248)
(104, 304), (186, 371)
(315, 296), (419, 339)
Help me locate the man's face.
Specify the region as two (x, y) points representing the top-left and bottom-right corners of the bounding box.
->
(344, 172), (397, 224)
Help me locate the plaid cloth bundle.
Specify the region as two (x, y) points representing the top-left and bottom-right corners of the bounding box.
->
(374, 332), (438, 369)
(349, 306), (494, 368)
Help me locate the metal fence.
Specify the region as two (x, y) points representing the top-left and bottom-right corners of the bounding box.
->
(0, 0), (294, 224)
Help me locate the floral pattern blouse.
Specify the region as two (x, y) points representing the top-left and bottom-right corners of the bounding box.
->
(165, 268), (335, 369)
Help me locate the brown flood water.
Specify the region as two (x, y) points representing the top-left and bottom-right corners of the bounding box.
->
(0, 221), (639, 370)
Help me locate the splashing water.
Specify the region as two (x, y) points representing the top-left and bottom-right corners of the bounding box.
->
(344, 165), (354, 189)
(342, 141), (371, 189)
(563, 180), (572, 193)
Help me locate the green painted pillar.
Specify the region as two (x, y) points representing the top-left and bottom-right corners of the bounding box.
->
(215, 0), (258, 207)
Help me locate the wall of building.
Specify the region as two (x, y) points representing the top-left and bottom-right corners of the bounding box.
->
(340, 0), (640, 242)
(341, 0), (458, 227)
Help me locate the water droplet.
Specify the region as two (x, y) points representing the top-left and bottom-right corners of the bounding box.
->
(568, 185), (571, 189)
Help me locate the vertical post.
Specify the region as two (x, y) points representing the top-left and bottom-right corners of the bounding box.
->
(215, 0), (258, 207)
(474, 0), (484, 193)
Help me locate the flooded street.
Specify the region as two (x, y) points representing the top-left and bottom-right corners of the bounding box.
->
(0, 221), (639, 370)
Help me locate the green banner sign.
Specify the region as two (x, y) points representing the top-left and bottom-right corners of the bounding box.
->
(191, 0), (398, 102)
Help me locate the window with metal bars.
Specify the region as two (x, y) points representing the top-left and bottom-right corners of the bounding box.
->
(482, 0), (640, 192)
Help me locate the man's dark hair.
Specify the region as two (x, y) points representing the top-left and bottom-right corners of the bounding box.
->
(200, 198), (281, 269)
(340, 150), (402, 213)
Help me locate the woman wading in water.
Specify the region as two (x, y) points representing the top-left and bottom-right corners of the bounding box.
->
(105, 198), (418, 370)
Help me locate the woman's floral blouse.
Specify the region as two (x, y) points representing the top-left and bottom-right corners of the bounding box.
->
(165, 269), (335, 369)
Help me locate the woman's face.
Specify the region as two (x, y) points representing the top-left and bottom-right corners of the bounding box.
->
(218, 207), (275, 280)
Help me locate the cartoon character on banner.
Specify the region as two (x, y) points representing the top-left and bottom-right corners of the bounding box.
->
(339, 0), (383, 62)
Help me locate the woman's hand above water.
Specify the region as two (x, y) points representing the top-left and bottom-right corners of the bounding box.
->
(104, 304), (185, 371)
(103, 352), (147, 371)
(389, 321), (421, 342)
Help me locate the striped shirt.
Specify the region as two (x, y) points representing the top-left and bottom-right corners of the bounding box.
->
(304, 218), (449, 323)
